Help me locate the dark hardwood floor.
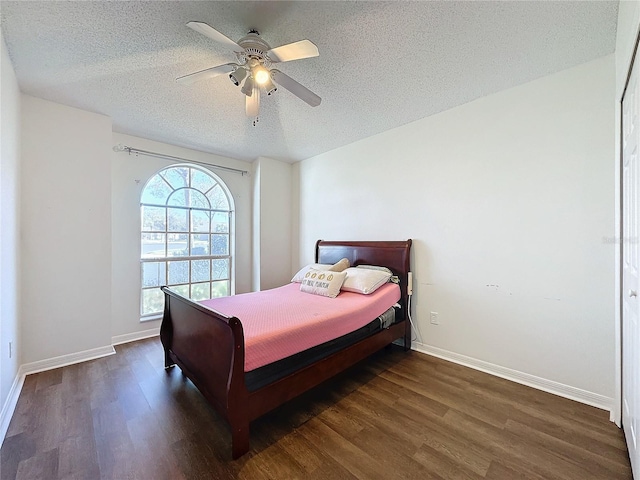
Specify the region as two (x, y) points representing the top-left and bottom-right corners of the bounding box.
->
(1, 337), (632, 479)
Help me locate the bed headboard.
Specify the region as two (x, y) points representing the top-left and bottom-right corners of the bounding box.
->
(316, 240), (413, 321)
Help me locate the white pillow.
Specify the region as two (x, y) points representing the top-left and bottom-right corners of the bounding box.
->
(291, 258), (350, 283)
(341, 267), (392, 294)
(300, 268), (347, 298)
(357, 265), (399, 284)
(356, 264), (393, 275)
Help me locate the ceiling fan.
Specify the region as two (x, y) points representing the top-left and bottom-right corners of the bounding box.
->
(177, 21), (321, 121)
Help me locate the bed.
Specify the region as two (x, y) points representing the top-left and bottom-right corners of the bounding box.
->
(160, 239), (412, 458)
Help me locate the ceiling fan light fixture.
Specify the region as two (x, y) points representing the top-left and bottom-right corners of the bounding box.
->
(229, 66), (247, 86)
(241, 76), (254, 96)
(263, 77), (277, 95)
(253, 66), (270, 85)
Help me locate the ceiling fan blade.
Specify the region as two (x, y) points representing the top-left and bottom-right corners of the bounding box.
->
(176, 63), (236, 85)
(186, 21), (242, 51)
(246, 86), (260, 117)
(267, 40), (319, 63)
(270, 69), (321, 107)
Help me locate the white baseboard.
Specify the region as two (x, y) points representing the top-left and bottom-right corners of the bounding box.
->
(0, 369), (25, 447)
(20, 345), (115, 377)
(412, 342), (613, 413)
(111, 327), (160, 346)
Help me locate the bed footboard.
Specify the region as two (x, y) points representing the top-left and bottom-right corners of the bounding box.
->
(160, 286), (249, 456)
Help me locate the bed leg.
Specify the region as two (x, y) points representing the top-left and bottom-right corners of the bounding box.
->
(164, 349), (175, 369)
(231, 421), (250, 459)
(404, 324), (411, 351)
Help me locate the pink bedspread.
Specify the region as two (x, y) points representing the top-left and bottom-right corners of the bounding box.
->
(199, 283), (400, 371)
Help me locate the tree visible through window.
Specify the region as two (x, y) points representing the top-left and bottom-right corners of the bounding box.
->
(140, 164), (234, 318)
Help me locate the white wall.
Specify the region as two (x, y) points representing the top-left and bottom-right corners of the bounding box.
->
(0, 33), (21, 410)
(111, 132), (253, 339)
(252, 160), (261, 292)
(20, 96), (112, 363)
(291, 162), (301, 275)
(253, 157), (292, 291)
(297, 55), (616, 401)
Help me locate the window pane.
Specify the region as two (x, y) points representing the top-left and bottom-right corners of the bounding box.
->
(167, 207), (188, 232)
(168, 188), (209, 209)
(206, 184), (229, 210)
(211, 234), (229, 255)
(141, 175), (173, 205)
(212, 258), (229, 280)
(191, 260), (210, 283)
(191, 282), (210, 301)
(141, 206), (166, 232)
(142, 288), (164, 316)
(167, 188), (189, 207)
(161, 167), (188, 190)
(168, 260), (188, 285)
(212, 212), (229, 233)
(191, 209), (210, 233)
(211, 281), (229, 298)
(190, 234), (209, 256)
(190, 190), (209, 209)
(167, 234), (188, 257)
(191, 169), (215, 193)
(142, 262), (166, 287)
(171, 284), (189, 297)
(142, 233), (166, 258)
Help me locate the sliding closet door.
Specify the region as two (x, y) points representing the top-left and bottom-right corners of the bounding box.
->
(622, 48), (640, 479)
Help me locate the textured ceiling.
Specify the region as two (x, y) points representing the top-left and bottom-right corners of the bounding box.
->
(0, 1), (618, 163)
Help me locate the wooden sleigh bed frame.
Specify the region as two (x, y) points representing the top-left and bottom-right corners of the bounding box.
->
(160, 239), (412, 459)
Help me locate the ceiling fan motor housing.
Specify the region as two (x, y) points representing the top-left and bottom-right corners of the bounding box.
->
(238, 33), (272, 63)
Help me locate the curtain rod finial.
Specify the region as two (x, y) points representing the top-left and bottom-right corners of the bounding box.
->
(113, 144), (126, 152)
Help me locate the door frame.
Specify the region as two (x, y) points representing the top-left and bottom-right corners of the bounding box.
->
(617, 21), (640, 428)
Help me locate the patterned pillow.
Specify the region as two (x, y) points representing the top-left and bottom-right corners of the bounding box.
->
(299, 268), (347, 298)
(291, 258), (350, 283)
(291, 263), (333, 283)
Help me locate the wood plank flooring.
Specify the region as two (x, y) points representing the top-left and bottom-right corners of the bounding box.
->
(1, 338), (632, 479)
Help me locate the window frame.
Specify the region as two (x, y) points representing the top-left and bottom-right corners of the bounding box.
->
(139, 164), (235, 321)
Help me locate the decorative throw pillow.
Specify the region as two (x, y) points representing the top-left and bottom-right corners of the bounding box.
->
(328, 257), (350, 272)
(341, 267), (392, 294)
(291, 258), (350, 283)
(291, 263), (333, 283)
(299, 268), (347, 298)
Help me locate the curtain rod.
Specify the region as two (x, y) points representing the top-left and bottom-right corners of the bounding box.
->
(112, 144), (250, 176)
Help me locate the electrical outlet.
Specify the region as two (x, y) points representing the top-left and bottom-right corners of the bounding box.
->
(8, 341), (12, 359)
(430, 312), (439, 325)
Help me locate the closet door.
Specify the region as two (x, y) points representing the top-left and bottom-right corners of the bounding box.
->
(622, 48), (640, 479)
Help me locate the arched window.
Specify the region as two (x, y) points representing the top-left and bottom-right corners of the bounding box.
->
(140, 164), (234, 318)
